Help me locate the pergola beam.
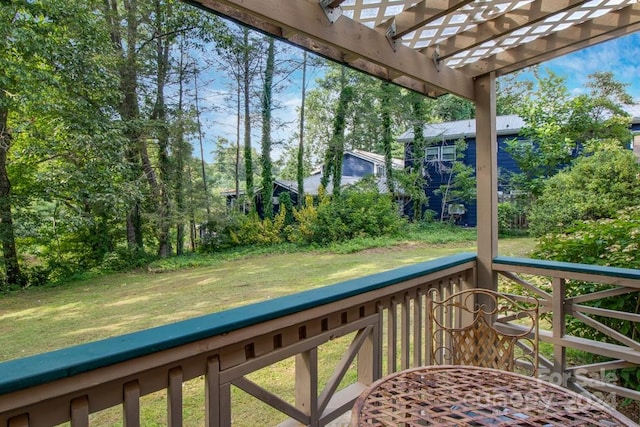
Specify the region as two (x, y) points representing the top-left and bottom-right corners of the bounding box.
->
(382, 0), (474, 39)
(423, 0), (589, 61)
(460, 3), (640, 77)
(191, 0), (476, 100)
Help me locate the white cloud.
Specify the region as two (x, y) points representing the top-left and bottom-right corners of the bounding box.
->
(545, 33), (640, 99)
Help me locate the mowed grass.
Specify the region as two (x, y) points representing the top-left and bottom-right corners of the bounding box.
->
(0, 236), (535, 426)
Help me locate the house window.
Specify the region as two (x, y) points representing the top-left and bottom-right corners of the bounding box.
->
(426, 146), (456, 162)
(375, 164), (386, 177)
(426, 147), (440, 161)
(441, 146), (456, 161)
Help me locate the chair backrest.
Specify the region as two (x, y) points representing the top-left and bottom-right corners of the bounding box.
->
(429, 288), (539, 376)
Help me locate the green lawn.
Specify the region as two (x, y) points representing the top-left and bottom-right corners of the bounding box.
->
(0, 236), (535, 426)
(0, 237), (534, 361)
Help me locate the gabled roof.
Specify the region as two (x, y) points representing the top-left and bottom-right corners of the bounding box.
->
(190, 1), (640, 101)
(398, 115), (525, 142)
(349, 149), (404, 169)
(398, 104), (640, 142)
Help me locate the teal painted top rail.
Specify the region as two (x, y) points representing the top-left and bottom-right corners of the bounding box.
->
(494, 256), (640, 281)
(0, 252), (476, 395)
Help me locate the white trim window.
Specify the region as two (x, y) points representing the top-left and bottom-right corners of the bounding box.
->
(441, 146), (456, 161)
(426, 145), (456, 162)
(426, 147), (440, 161)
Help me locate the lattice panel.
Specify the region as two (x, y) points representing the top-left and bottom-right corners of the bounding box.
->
(338, 0), (639, 70)
(404, 0), (533, 49)
(446, 0), (639, 68)
(450, 317), (515, 370)
(341, 0), (419, 28)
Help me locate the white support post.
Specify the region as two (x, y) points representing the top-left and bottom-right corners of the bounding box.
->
(474, 72), (498, 291)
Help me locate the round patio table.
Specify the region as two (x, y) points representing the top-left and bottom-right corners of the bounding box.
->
(351, 365), (637, 426)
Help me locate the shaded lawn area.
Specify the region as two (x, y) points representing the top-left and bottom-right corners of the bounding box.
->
(0, 237), (534, 362)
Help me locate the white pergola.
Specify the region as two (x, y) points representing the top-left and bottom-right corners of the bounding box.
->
(186, 0), (640, 288)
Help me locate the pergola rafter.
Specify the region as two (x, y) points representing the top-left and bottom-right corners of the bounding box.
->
(461, 2), (640, 77)
(189, 0), (639, 102)
(378, 0), (476, 40)
(421, 0), (589, 62)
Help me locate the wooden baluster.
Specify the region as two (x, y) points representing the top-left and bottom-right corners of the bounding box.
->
(168, 367), (183, 427)
(401, 294), (410, 370)
(123, 381), (140, 427)
(414, 290), (423, 367)
(425, 290), (434, 366)
(295, 349), (318, 426)
(8, 414), (29, 427)
(205, 356), (222, 427)
(552, 277), (567, 385)
(70, 396), (89, 427)
(387, 299), (397, 374)
(358, 313), (380, 386)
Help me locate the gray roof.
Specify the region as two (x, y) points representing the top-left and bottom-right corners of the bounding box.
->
(398, 115), (525, 143)
(399, 105), (640, 143)
(276, 173), (394, 196)
(349, 149), (404, 169)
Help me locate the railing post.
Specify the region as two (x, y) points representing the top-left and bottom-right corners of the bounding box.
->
(552, 278), (567, 386)
(205, 356), (224, 427)
(295, 349), (318, 426)
(475, 71), (498, 292)
(358, 311), (382, 386)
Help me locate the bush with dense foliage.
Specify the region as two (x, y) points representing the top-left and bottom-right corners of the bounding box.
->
(497, 201), (528, 236)
(528, 147), (640, 236)
(309, 178), (406, 244)
(534, 207), (640, 389)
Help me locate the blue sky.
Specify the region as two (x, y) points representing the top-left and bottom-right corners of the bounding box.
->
(196, 32), (640, 163)
(542, 32), (640, 100)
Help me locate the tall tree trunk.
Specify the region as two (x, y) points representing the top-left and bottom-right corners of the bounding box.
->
(104, 0), (144, 249)
(260, 38), (275, 219)
(175, 36), (187, 255)
(326, 68), (353, 196)
(0, 105), (22, 287)
(297, 51), (307, 207)
(381, 82), (395, 195)
(194, 67), (211, 220)
(151, 0), (172, 257)
(235, 85), (241, 207)
(410, 93), (427, 221)
(243, 28), (254, 210)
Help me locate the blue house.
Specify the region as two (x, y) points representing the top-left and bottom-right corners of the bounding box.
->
(399, 107), (640, 227)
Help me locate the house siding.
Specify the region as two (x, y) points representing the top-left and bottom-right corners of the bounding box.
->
(422, 134), (525, 227)
(403, 110), (640, 227)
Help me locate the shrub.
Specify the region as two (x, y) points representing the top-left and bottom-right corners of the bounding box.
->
(289, 195), (317, 244)
(528, 148), (640, 236)
(534, 207), (640, 389)
(229, 209), (287, 246)
(198, 214), (242, 252)
(498, 202), (528, 236)
(310, 177), (406, 244)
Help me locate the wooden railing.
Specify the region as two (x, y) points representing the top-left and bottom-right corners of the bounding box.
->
(3, 253), (638, 426)
(0, 253), (477, 427)
(494, 256), (640, 408)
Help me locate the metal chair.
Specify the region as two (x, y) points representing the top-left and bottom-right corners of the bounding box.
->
(429, 288), (539, 376)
